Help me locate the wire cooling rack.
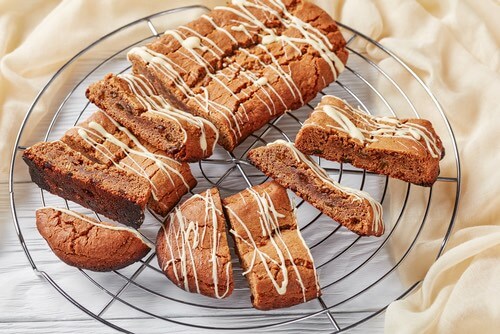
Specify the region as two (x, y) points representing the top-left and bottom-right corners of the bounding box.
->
(9, 5), (461, 333)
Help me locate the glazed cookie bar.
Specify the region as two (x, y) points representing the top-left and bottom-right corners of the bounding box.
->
(295, 95), (444, 186)
(247, 140), (384, 236)
(23, 141), (151, 228)
(223, 181), (320, 310)
(86, 73), (218, 162)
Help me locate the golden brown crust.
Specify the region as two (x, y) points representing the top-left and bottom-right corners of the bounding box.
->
(23, 141), (150, 228)
(36, 208), (151, 271)
(295, 96), (444, 186)
(156, 188), (234, 299)
(223, 181), (320, 310)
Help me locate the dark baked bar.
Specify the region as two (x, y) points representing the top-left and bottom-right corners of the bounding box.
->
(223, 181), (320, 310)
(23, 141), (151, 228)
(61, 110), (197, 216)
(86, 73), (219, 162)
(127, 0), (348, 151)
(247, 140), (384, 236)
(295, 96), (444, 186)
(36, 207), (152, 271)
(156, 188), (234, 299)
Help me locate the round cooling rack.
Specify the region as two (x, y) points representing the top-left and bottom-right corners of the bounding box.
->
(10, 5), (461, 333)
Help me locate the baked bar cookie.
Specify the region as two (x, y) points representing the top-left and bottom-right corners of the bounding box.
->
(223, 181), (320, 310)
(295, 96), (444, 186)
(156, 188), (233, 299)
(61, 110), (197, 216)
(36, 207), (152, 271)
(247, 140), (384, 236)
(23, 141), (151, 228)
(86, 73), (218, 162)
(127, 0), (348, 151)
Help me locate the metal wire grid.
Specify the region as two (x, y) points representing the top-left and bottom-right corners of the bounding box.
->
(9, 6), (461, 333)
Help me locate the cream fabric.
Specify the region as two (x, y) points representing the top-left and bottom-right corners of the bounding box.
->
(321, 1), (500, 333)
(0, 0), (498, 333)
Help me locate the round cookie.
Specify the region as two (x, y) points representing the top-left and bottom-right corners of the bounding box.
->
(36, 207), (152, 271)
(156, 187), (233, 299)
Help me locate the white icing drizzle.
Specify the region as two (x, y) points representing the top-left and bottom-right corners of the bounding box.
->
(165, 28), (251, 119)
(161, 190), (231, 299)
(290, 198), (321, 294)
(308, 96), (442, 158)
(43, 206), (153, 249)
(182, 36), (203, 50)
(255, 45), (304, 104)
(254, 77), (268, 86)
(216, 0), (345, 78)
(76, 111), (191, 201)
(209, 2), (305, 105)
(322, 105), (365, 143)
(179, 25), (225, 56)
(216, 3), (270, 32)
(230, 61), (286, 113)
(239, 47), (302, 106)
(226, 187), (318, 301)
(118, 73), (219, 154)
(261, 34), (276, 45)
(268, 140), (384, 235)
(164, 29), (216, 72)
(128, 46), (242, 138)
(202, 14), (240, 45)
(129, 0), (344, 142)
(230, 23), (254, 39)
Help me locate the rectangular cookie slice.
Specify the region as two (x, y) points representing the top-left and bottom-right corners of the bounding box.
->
(295, 95), (444, 186)
(223, 181), (320, 310)
(23, 141), (151, 228)
(127, 0), (348, 151)
(86, 73), (218, 162)
(61, 110), (197, 216)
(156, 187), (233, 299)
(247, 140), (384, 236)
